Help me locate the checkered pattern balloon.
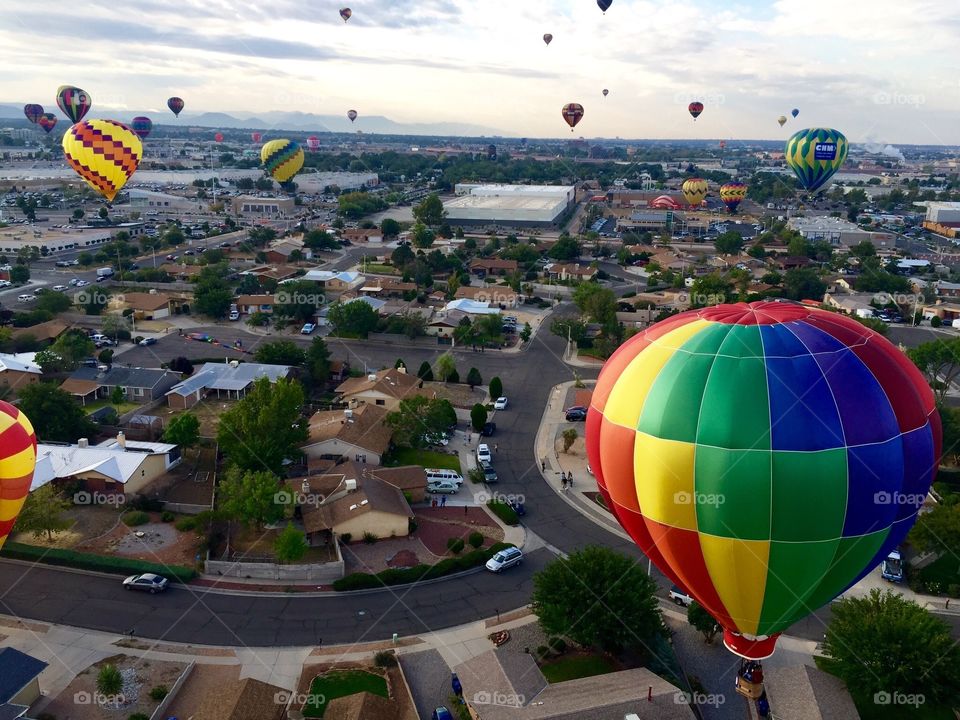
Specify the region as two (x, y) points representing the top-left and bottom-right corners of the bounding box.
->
(0, 401), (37, 552)
(62, 119), (142, 202)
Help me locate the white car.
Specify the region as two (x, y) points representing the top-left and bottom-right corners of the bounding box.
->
(476, 444), (492, 464)
(17, 294), (33, 302)
(228, 310), (240, 321)
(669, 586), (694, 606)
(485, 547), (522, 573)
(76, 279), (89, 287)
(494, 397), (508, 410)
(301, 323), (316, 334)
(52, 285), (68, 292)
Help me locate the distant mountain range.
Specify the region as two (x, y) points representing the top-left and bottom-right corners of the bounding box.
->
(0, 104), (508, 138)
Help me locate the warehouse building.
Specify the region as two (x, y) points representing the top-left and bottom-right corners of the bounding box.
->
(789, 216), (896, 250)
(445, 184), (575, 228)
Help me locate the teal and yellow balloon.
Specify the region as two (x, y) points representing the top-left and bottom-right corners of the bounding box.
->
(785, 128), (848, 193)
(260, 139), (304, 184)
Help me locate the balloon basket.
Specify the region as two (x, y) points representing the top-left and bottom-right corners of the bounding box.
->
(734, 676), (764, 700)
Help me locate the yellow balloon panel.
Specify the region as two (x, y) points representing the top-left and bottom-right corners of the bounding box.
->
(62, 119), (142, 202)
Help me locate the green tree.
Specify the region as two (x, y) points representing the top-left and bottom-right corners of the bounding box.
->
(412, 193), (447, 227)
(102, 314), (130, 341)
(822, 589), (960, 706)
(50, 330), (95, 370)
(217, 377), (308, 475)
(548, 234), (581, 261)
(519, 322), (532, 342)
(561, 428), (578, 453)
(572, 283), (617, 325)
(35, 292), (71, 315)
(217, 466), (283, 529)
(689, 273), (734, 308)
(275, 279), (324, 323)
(412, 222), (435, 248)
(303, 229), (338, 251)
(328, 299), (379, 338)
(254, 340), (307, 366)
(470, 402), (488, 431)
(687, 602), (721, 644)
(387, 396), (457, 448)
(97, 664), (123, 696)
(907, 338), (960, 407)
(163, 413), (201, 454)
(532, 546), (665, 655)
(783, 267), (827, 301)
(909, 501), (960, 556)
(489, 376), (503, 400)
(109, 385), (125, 413)
(10, 265), (29, 284)
(306, 337), (332, 386)
(391, 243), (415, 268)
(274, 522), (308, 563)
(417, 361), (434, 381)
(466, 367), (482, 389)
(193, 265), (234, 319)
(13, 483), (71, 541)
(71, 208), (85, 221)
(17, 383), (97, 442)
(381, 218), (402, 237)
(435, 353), (457, 382)
(714, 231), (744, 255)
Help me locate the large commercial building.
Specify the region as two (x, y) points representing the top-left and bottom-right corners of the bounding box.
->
(231, 195), (296, 216)
(925, 202), (960, 226)
(294, 172), (379, 193)
(129, 189), (200, 213)
(789, 216), (896, 250)
(445, 184), (575, 227)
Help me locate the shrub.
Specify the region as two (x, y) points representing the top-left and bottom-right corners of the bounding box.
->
(468, 467), (485, 484)
(487, 500), (519, 526)
(161, 511), (175, 523)
(468, 531), (484, 549)
(408, 517), (418, 534)
(374, 650), (398, 667)
(949, 584), (960, 599)
(536, 644), (551, 658)
(128, 495), (164, 512)
(362, 531), (378, 544)
(122, 511), (150, 526)
(548, 637), (567, 654)
(0, 542), (197, 582)
(129, 714), (149, 720)
(97, 664), (122, 695)
(340, 533), (352, 544)
(175, 517), (197, 532)
(149, 685), (169, 701)
(931, 315), (943, 328)
(447, 537), (465, 554)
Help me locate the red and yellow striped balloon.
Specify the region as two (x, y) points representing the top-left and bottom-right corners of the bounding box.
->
(62, 119), (142, 202)
(0, 401), (38, 551)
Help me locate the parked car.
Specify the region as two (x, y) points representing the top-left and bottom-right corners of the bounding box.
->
(493, 396), (508, 410)
(509, 500), (526, 517)
(139, 337), (157, 346)
(425, 432), (449, 446)
(481, 422), (496, 437)
(669, 585), (694, 606)
(565, 406), (588, 422)
(476, 443), (492, 463)
(16, 294), (33, 302)
(431, 709), (454, 720)
(426, 480), (459, 495)
(123, 573), (169, 593)
(480, 460), (498, 483)
(76, 279), (89, 287)
(52, 285), (68, 292)
(229, 310), (240, 321)
(301, 323), (316, 334)
(485, 546), (523, 573)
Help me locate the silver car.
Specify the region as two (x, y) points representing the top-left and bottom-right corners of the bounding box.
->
(123, 573), (169, 594)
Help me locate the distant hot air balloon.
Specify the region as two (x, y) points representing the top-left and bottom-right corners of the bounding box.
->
(347, 109), (358, 123)
(23, 104), (43, 124)
(603, 89), (609, 98)
(251, 132), (262, 143)
(791, 108), (800, 118)
(597, 0), (612, 13)
(719, 140), (726, 150)
(777, 116), (788, 127)
(307, 136), (320, 151)
(38, 113), (57, 134)
(340, 7), (352, 22)
(56, 85), (91, 123)
(561, 103), (584, 131)
(586, 301), (940, 660)
(167, 97), (184, 117)
(785, 128), (848, 193)
(214, 132), (224, 143)
(130, 116), (153, 139)
(543, 33), (553, 45)
(0, 401), (38, 553)
(62, 119), (142, 202)
(688, 101), (704, 120)
(720, 181), (747, 213)
(261, 139), (304, 184)
(682, 178), (708, 208)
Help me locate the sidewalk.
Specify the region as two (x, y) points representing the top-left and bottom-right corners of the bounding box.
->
(561, 339), (606, 368)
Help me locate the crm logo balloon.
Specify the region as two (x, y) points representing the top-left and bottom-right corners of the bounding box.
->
(261, 139), (304, 184)
(586, 301), (940, 659)
(62, 119), (143, 202)
(785, 128), (848, 193)
(0, 401), (38, 552)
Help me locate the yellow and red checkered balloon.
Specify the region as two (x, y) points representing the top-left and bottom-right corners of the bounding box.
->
(0, 401), (37, 551)
(62, 119), (142, 202)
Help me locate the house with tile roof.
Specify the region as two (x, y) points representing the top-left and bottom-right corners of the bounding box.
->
(0, 352), (42, 394)
(303, 404), (393, 465)
(298, 472), (413, 544)
(335, 367), (424, 411)
(325, 691), (399, 720)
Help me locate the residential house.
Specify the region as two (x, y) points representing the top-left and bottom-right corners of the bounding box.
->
(335, 367), (423, 411)
(368, 464), (428, 503)
(194, 678), (286, 720)
(235, 294), (276, 315)
(934, 280), (960, 299)
(0, 647), (48, 719)
(33, 435), (182, 497)
(302, 269), (365, 294)
(427, 314), (461, 338)
(61, 366), (182, 405)
(160, 263), (204, 280)
(823, 292), (887, 317)
(444, 299), (503, 316)
(0, 352), (42, 393)
(453, 648), (695, 720)
(265, 241), (311, 264)
(243, 265), (300, 284)
(113, 291), (176, 320)
(341, 228), (383, 243)
(544, 263), (598, 282)
(359, 277), (418, 299)
(470, 258), (519, 277)
(324, 691), (399, 720)
(776, 255), (813, 271)
(763, 665), (860, 720)
(454, 285), (519, 309)
(303, 404), (393, 465)
(10, 319), (69, 345)
(166, 361), (292, 409)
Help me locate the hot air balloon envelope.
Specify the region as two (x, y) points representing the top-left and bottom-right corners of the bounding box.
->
(38, 114), (57, 134)
(23, 104), (43, 124)
(682, 178), (708, 207)
(688, 101), (704, 120)
(251, 132), (262, 143)
(340, 7), (352, 21)
(130, 116), (153, 139)
(785, 128), (848, 192)
(214, 132), (224, 143)
(597, 0), (612, 12)
(603, 89), (609, 97)
(720, 182), (747, 213)
(0, 401), (38, 553)
(167, 97), (184, 117)
(777, 116), (787, 127)
(586, 301), (940, 660)
(62, 119), (142, 202)
(791, 108), (800, 118)
(261, 139), (304, 184)
(543, 33), (553, 45)
(561, 103), (584, 131)
(56, 86), (91, 124)
(307, 136), (320, 151)
(347, 109), (358, 122)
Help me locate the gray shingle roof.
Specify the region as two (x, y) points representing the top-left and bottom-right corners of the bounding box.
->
(0, 648), (47, 704)
(69, 365), (180, 390)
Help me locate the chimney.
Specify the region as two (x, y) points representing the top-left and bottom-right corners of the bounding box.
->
(344, 408), (353, 421)
(345, 478), (358, 492)
(367, 373), (377, 382)
(117, 431), (126, 448)
(78, 438), (89, 448)
(396, 363), (406, 374)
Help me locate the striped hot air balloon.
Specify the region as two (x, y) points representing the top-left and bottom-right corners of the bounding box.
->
(130, 116), (153, 139)
(56, 85), (91, 123)
(62, 119), (143, 202)
(586, 301), (940, 659)
(38, 113), (58, 134)
(261, 139), (304, 184)
(719, 181), (748, 213)
(785, 128), (848, 193)
(682, 178), (708, 208)
(0, 401), (38, 552)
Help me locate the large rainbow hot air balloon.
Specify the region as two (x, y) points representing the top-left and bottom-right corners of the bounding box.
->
(586, 301), (940, 660)
(261, 139), (304, 184)
(785, 128), (848, 193)
(56, 85), (91, 123)
(682, 178), (708, 208)
(0, 401), (38, 552)
(62, 119), (143, 202)
(719, 181), (747, 213)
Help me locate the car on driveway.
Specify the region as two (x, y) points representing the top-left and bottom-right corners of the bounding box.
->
(301, 323), (316, 334)
(494, 396), (508, 410)
(123, 573), (169, 593)
(426, 480), (459, 494)
(565, 406), (588, 422)
(485, 546), (522, 573)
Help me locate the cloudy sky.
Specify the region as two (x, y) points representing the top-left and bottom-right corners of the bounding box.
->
(4, 0), (959, 143)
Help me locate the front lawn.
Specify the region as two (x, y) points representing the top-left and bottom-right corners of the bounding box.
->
(364, 263), (398, 275)
(82, 399), (141, 416)
(385, 448), (461, 474)
(302, 669), (388, 717)
(539, 653), (616, 683)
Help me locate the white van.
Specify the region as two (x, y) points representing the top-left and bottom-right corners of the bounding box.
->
(425, 469), (463, 487)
